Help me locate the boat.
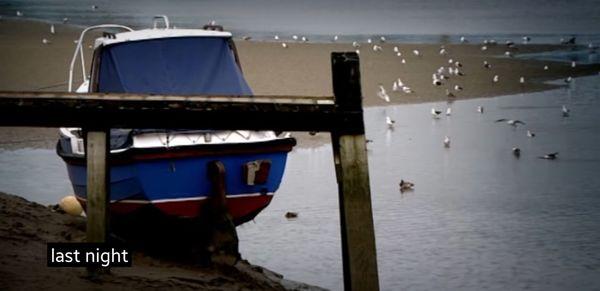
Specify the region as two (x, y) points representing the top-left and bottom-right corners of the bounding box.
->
(57, 16), (296, 226)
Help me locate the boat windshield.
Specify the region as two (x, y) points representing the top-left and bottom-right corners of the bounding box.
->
(97, 36), (252, 95)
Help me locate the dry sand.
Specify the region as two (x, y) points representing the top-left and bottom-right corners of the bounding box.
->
(1, 19), (599, 148)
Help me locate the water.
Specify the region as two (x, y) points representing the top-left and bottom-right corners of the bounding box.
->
(1, 0), (600, 44)
(1, 75), (599, 290)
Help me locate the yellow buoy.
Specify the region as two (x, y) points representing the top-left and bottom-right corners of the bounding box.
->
(59, 195), (83, 216)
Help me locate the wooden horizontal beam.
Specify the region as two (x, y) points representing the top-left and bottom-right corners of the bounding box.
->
(0, 91), (362, 132)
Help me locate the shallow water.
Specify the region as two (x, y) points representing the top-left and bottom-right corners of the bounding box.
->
(1, 75), (600, 290)
(1, 0), (600, 44)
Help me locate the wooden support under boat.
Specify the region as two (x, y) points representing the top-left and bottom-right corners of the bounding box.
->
(0, 52), (379, 291)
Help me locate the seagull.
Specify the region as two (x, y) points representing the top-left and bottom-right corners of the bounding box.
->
(455, 70), (465, 76)
(42, 38), (51, 45)
(373, 44), (382, 52)
(446, 89), (455, 98)
(512, 147), (521, 157)
(454, 85), (463, 91)
(539, 152), (558, 160)
(392, 81), (399, 92)
(483, 61), (491, 69)
(393, 46), (399, 53)
(432, 76), (442, 86)
(50, 24), (55, 34)
(448, 58), (454, 64)
(242, 36), (252, 41)
(571, 61), (576, 68)
(481, 45), (488, 51)
(544, 65), (549, 70)
(292, 35), (298, 41)
(477, 106), (484, 113)
(402, 86), (413, 93)
(62, 17), (69, 23)
(523, 36), (531, 43)
(565, 76), (573, 83)
(16, 11), (23, 16)
(401, 58), (407, 64)
(399, 180), (415, 192)
(506, 40), (515, 48)
(562, 105), (570, 117)
(444, 136), (451, 148)
(493, 75), (499, 83)
(527, 130), (536, 137)
(377, 85), (390, 102)
(281, 42), (288, 48)
(367, 38), (372, 44)
(446, 107), (452, 116)
(91, 5), (98, 10)
(439, 48), (447, 55)
(285, 212), (298, 219)
(396, 78), (404, 87)
(519, 76), (525, 84)
(460, 36), (467, 43)
(431, 108), (442, 118)
(352, 41), (360, 48)
(412, 49), (420, 57)
(495, 119), (526, 126)
(274, 35), (280, 40)
(386, 116), (395, 129)
(380, 36), (386, 43)
(301, 36), (308, 42)
(454, 61), (463, 68)
(355, 49), (360, 55)
(333, 35), (338, 42)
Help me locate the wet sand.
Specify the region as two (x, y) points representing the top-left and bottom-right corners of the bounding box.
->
(1, 19), (599, 148)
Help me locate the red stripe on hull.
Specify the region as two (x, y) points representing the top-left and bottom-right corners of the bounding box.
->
(77, 195), (273, 223)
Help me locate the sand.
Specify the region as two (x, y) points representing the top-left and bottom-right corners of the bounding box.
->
(1, 19), (599, 148)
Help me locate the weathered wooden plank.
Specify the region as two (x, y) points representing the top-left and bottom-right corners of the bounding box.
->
(85, 130), (109, 244)
(331, 52), (379, 291)
(0, 92), (360, 131)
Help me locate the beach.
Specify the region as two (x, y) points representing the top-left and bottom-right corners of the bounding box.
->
(2, 17), (600, 290)
(1, 19), (599, 148)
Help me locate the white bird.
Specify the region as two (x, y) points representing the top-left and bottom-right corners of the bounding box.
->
(42, 38), (50, 45)
(274, 35), (280, 40)
(493, 75), (499, 83)
(527, 130), (536, 137)
(377, 85), (390, 102)
(571, 61), (576, 68)
(392, 81), (399, 92)
(495, 118), (526, 127)
(355, 49), (360, 55)
(477, 106), (484, 113)
(333, 35), (338, 42)
(483, 61), (491, 69)
(522, 36), (531, 43)
(544, 65), (549, 70)
(62, 17), (69, 23)
(505, 51), (513, 57)
(565, 76), (573, 83)
(50, 24), (55, 34)
(448, 58), (454, 64)
(454, 85), (463, 91)
(396, 78), (404, 87)
(91, 5), (98, 10)
(444, 136), (451, 148)
(519, 76), (525, 84)
(448, 67), (455, 75)
(446, 107), (452, 116)
(301, 36), (308, 42)
(352, 41), (360, 48)
(292, 35), (298, 41)
(401, 58), (406, 64)
(367, 38), (372, 44)
(16, 11), (23, 16)
(386, 116), (395, 129)
(562, 105), (570, 117)
(460, 36), (467, 43)
(393, 46), (399, 53)
(539, 152), (558, 160)
(402, 86), (413, 93)
(481, 45), (488, 51)
(281, 42), (288, 48)
(433, 78), (442, 86)
(454, 61), (462, 68)
(373, 45), (382, 52)
(446, 89), (455, 98)
(439, 48), (447, 55)
(413, 49), (421, 57)
(431, 108), (442, 118)
(396, 52), (402, 57)
(380, 36), (386, 43)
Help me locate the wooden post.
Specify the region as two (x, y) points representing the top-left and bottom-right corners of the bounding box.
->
(85, 130), (109, 243)
(331, 52), (380, 291)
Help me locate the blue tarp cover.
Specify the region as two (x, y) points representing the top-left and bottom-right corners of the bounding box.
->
(98, 37), (252, 95)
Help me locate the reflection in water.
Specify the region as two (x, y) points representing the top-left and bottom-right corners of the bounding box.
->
(1, 75), (600, 290)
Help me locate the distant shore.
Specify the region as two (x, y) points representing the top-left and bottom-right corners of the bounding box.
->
(1, 18), (599, 149)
